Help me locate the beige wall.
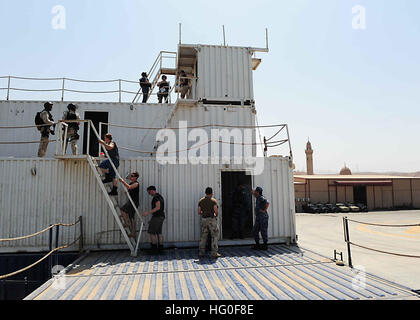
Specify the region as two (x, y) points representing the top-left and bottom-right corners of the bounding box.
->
(294, 178), (420, 211)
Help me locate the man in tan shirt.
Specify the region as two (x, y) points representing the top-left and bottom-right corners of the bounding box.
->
(198, 187), (221, 259)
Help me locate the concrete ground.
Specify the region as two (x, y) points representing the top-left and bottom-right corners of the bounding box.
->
(296, 210), (420, 290)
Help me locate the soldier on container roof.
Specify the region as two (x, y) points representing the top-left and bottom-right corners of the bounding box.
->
(139, 72), (152, 103)
(198, 187), (221, 259)
(36, 102), (56, 157)
(252, 186), (270, 250)
(178, 70), (189, 99)
(60, 103), (81, 155)
(157, 75), (170, 103)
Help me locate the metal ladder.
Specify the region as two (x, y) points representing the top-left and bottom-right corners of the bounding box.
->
(57, 120), (144, 256)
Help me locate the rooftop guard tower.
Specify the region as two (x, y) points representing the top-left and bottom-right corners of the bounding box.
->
(0, 37), (296, 257)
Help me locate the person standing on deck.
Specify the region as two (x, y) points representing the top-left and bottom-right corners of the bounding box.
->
(139, 72), (152, 103)
(198, 187), (221, 259)
(157, 75), (170, 103)
(61, 103), (81, 155)
(252, 187), (270, 250)
(142, 186), (165, 254)
(36, 102), (55, 157)
(98, 133), (120, 196)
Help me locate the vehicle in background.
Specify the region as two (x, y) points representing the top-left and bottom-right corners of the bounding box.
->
(355, 203), (368, 212)
(325, 203), (339, 213)
(303, 203), (320, 214)
(315, 203), (328, 213)
(336, 203), (350, 213)
(346, 203), (360, 212)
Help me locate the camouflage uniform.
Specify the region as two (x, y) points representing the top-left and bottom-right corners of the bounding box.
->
(37, 110), (55, 157)
(198, 196), (220, 257)
(62, 110), (81, 155)
(199, 217), (219, 256)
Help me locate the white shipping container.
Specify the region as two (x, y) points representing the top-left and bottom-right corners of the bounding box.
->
(196, 45), (254, 102)
(0, 157), (296, 253)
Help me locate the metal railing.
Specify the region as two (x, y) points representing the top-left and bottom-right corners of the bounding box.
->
(132, 51), (177, 104)
(343, 216), (420, 268)
(0, 75), (141, 103)
(0, 217), (83, 280)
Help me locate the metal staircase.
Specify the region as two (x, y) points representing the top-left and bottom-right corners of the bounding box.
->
(56, 120), (145, 256)
(132, 51), (177, 104)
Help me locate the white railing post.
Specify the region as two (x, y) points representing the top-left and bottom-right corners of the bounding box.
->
(62, 124), (68, 155)
(86, 120), (91, 156)
(6, 76), (10, 101)
(118, 79), (122, 103)
(61, 78), (65, 102)
(98, 121), (102, 157)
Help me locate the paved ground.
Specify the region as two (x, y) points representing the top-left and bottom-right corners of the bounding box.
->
(25, 244), (417, 300)
(296, 210), (420, 290)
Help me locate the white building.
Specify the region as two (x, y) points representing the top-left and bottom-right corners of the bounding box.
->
(0, 43), (296, 255)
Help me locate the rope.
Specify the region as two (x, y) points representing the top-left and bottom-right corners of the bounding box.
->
(347, 241), (420, 259)
(119, 138), (285, 155)
(0, 236), (81, 280)
(346, 218), (420, 228)
(2, 76), (139, 83)
(0, 140), (56, 145)
(105, 123), (288, 130)
(266, 126), (286, 142)
(8, 87), (62, 92)
(0, 219), (81, 242)
(0, 122), (59, 129)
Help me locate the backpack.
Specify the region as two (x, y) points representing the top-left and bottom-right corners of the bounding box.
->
(35, 111), (44, 130)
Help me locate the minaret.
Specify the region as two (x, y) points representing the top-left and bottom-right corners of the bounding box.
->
(305, 139), (314, 175)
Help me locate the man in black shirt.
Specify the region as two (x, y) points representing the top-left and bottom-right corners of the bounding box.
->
(119, 171), (140, 238)
(143, 186), (165, 254)
(157, 75), (169, 103)
(139, 72), (152, 103)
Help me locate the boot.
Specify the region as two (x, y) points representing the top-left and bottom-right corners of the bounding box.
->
(157, 243), (164, 254)
(252, 242), (261, 250)
(260, 243), (268, 251)
(108, 186), (118, 196)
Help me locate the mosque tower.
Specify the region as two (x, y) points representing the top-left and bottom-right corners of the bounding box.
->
(305, 139), (314, 175)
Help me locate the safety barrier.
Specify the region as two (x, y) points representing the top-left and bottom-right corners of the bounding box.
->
(343, 216), (420, 268)
(0, 217), (83, 280)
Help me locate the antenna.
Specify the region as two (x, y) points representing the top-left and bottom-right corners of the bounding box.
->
(179, 23), (182, 45)
(222, 25), (226, 46)
(266, 28), (269, 50)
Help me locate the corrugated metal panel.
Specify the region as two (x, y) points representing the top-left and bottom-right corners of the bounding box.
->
(0, 101), (255, 159)
(26, 245), (417, 300)
(0, 157), (294, 252)
(197, 45), (254, 102)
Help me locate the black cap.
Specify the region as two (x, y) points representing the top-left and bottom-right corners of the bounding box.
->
(67, 103), (77, 111)
(255, 187), (263, 194)
(141, 72), (147, 77)
(44, 102), (53, 108)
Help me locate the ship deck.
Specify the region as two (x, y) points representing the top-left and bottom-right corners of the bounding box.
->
(25, 244), (418, 300)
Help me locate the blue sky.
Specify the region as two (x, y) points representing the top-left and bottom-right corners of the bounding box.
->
(1, 0), (419, 173)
